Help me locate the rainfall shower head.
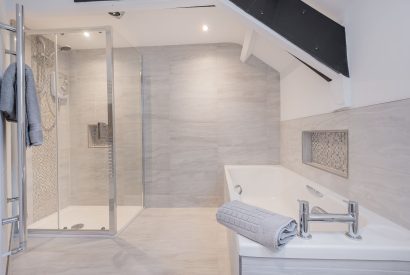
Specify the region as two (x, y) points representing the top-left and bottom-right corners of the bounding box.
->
(60, 45), (72, 51)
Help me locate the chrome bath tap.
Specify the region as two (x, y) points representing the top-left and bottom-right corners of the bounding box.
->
(298, 200), (362, 240)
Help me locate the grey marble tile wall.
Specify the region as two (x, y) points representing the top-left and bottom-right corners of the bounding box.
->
(280, 99), (410, 229)
(69, 49), (110, 206)
(140, 43), (280, 207)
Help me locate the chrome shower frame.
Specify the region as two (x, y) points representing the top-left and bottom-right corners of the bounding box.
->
(25, 26), (118, 237)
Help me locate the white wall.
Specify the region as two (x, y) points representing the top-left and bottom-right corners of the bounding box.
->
(0, 1), (10, 274)
(0, 0), (6, 20)
(281, 64), (336, 120)
(281, 0), (410, 120)
(251, 32), (299, 75)
(347, 0), (410, 108)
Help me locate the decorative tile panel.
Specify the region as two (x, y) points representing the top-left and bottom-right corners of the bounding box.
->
(30, 35), (59, 222)
(302, 130), (348, 177)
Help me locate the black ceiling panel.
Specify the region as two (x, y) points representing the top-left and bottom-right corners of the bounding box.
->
(230, 0), (349, 77)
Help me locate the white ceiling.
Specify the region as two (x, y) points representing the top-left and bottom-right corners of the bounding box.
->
(14, 1), (246, 49)
(8, 0), (219, 15)
(302, 0), (350, 24)
(6, 0), (348, 75)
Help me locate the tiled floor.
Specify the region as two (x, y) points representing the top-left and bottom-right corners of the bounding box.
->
(9, 208), (230, 275)
(29, 205), (143, 231)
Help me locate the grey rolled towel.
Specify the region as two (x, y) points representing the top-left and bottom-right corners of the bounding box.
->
(216, 200), (297, 249)
(0, 63), (43, 146)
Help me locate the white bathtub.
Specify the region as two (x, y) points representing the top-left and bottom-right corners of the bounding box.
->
(224, 165), (410, 275)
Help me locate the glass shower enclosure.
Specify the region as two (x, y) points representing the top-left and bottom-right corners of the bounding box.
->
(24, 27), (143, 235)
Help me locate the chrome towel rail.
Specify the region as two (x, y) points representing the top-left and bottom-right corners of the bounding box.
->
(16, 3), (27, 254)
(4, 49), (16, 56)
(0, 22), (16, 33)
(0, 4), (27, 257)
(2, 216), (19, 226)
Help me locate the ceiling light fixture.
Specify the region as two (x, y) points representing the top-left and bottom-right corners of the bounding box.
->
(202, 24), (209, 32)
(83, 31), (90, 38)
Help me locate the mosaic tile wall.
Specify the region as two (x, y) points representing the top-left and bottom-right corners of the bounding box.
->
(310, 131), (348, 176)
(30, 35), (59, 222)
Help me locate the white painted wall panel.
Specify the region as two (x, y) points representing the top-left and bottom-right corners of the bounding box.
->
(281, 0), (410, 120)
(280, 64), (335, 121)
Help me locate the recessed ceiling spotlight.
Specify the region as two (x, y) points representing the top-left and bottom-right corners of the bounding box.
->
(83, 31), (90, 38)
(202, 24), (209, 32)
(108, 11), (125, 19)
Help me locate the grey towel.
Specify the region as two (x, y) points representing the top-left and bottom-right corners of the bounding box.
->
(0, 63), (43, 146)
(216, 200), (297, 249)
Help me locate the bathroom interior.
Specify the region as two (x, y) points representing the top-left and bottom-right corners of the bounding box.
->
(0, 0), (409, 275)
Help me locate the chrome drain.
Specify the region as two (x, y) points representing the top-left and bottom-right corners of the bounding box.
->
(71, 223), (85, 230)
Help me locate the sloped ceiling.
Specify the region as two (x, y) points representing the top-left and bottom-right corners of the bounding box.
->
(303, 0), (349, 24)
(6, 0), (346, 75)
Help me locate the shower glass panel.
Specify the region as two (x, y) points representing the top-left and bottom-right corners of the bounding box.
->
(58, 30), (111, 231)
(26, 27), (144, 235)
(26, 29), (111, 232)
(113, 45), (143, 230)
(27, 34), (60, 230)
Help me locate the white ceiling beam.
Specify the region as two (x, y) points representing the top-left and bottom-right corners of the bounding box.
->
(240, 28), (255, 63)
(279, 58), (301, 78)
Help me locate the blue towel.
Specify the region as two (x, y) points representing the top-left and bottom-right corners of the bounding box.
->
(0, 63), (43, 146)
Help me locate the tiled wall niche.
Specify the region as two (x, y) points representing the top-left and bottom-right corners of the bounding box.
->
(281, 98), (410, 229)
(302, 130), (348, 178)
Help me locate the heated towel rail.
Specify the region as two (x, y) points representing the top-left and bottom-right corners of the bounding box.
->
(0, 4), (27, 256)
